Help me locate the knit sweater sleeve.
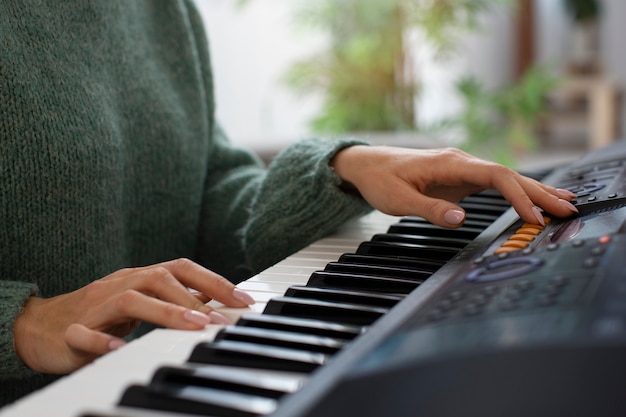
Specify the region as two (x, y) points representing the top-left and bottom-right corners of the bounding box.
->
(0, 282), (38, 379)
(196, 126), (373, 281)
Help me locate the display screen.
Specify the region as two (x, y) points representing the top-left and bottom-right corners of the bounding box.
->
(548, 205), (626, 244)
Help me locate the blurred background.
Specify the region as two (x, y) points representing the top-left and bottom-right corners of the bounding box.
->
(195, 0), (624, 170)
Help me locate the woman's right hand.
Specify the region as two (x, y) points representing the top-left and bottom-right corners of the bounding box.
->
(13, 258), (255, 374)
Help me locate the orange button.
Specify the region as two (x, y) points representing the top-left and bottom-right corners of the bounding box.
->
(509, 233), (536, 242)
(494, 247), (522, 254)
(516, 227), (542, 235)
(502, 240), (530, 249)
(521, 223), (544, 230)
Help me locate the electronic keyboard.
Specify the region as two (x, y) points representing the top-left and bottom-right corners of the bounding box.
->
(4, 141), (626, 417)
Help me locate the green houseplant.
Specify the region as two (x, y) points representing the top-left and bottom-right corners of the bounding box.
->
(434, 66), (560, 167)
(283, 0), (496, 134)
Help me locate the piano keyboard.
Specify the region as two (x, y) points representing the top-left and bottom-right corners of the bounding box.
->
(0, 191), (513, 417)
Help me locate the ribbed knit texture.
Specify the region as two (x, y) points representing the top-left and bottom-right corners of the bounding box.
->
(0, 0), (371, 406)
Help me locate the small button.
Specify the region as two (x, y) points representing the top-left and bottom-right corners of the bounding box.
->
(473, 256), (486, 265)
(571, 240), (585, 247)
(521, 223), (544, 230)
(591, 246), (606, 256)
(549, 275), (569, 287)
(543, 286), (563, 297)
(516, 227), (542, 235)
(546, 243), (559, 251)
(583, 258), (599, 268)
(437, 299), (454, 311)
(608, 193), (618, 199)
(582, 183), (606, 194)
(502, 241), (530, 249)
(587, 196), (597, 202)
(499, 301), (518, 311)
(522, 247), (534, 255)
(480, 285), (499, 296)
(494, 248), (515, 255)
(598, 235), (612, 245)
(427, 308), (446, 321)
(536, 295), (556, 307)
(514, 280), (534, 291)
(504, 289), (524, 301)
(462, 304), (482, 316)
(448, 291), (464, 301)
(509, 234), (536, 242)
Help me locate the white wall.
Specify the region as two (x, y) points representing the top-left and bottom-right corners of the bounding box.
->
(536, 0), (626, 135)
(194, 0), (516, 150)
(416, 4), (515, 128)
(196, 0), (626, 150)
(194, 0), (325, 152)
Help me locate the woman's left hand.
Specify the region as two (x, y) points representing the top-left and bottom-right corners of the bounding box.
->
(331, 145), (578, 228)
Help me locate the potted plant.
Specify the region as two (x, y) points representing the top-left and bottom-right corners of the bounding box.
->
(433, 66), (560, 167)
(283, 0), (494, 135)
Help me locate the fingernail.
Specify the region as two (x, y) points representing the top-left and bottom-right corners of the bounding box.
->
(108, 339), (126, 351)
(184, 309), (212, 326)
(556, 188), (577, 199)
(208, 311), (233, 325)
(444, 209), (465, 226)
(232, 288), (255, 305)
(531, 206), (546, 226)
(559, 198), (579, 213)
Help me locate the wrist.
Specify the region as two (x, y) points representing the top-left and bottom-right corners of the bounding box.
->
(13, 296), (44, 370)
(329, 145), (370, 185)
(330, 146), (369, 195)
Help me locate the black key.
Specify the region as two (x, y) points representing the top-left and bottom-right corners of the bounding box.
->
(324, 261), (433, 281)
(356, 241), (458, 261)
(264, 296), (388, 325)
(236, 314), (366, 340)
(189, 340), (327, 373)
(120, 383), (276, 417)
(285, 285), (403, 308)
(80, 414), (132, 417)
(337, 253), (443, 273)
(387, 223), (482, 240)
(461, 195), (510, 207)
(371, 233), (470, 249)
(145, 366), (295, 399)
(214, 325), (347, 354)
(471, 188), (506, 198)
(307, 271), (421, 294)
(457, 202), (508, 216)
(400, 212), (499, 225)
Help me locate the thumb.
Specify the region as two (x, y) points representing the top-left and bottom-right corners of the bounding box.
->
(65, 323), (126, 357)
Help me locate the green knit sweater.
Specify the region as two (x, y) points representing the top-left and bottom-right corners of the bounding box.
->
(0, 0), (372, 405)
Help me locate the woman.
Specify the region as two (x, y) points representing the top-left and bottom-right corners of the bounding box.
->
(0, 0), (578, 406)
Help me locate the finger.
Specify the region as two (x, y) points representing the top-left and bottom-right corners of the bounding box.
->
(491, 175), (578, 225)
(392, 185), (468, 228)
(191, 290), (211, 304)
(153, 258), (255, 307)
(523, 180), (579, 211)
(122, 266), (214, 313)
(99, 289), (232, 329)
(64, 323), (126, 357)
